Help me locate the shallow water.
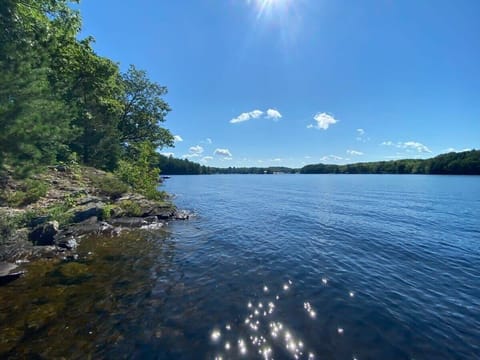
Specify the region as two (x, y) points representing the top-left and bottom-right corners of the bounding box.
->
(1, 174), (480, 359)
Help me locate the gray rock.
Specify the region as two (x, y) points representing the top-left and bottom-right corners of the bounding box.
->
(27, 215), (50, 228)
(174, 210), (191, 220)
(56, 236), (78, 250)
(0, 262), (18, 277)
(29, 221), (59, 246)
(72, 203), (104, 223)
(108, 217), (149, 228)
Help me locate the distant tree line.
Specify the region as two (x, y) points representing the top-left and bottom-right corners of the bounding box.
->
(159, 150), (480, 175)
(158, 155), (296, 175)
(0, 0), (173, 190)
(300, 150), (480, 175)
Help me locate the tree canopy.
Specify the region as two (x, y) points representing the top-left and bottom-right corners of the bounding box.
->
(0, 0), (173, 178)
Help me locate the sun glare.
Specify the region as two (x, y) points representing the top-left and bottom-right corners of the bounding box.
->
(249, 0), (294, 19)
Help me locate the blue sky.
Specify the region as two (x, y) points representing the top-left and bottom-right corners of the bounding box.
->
(79, 0), (479, 168)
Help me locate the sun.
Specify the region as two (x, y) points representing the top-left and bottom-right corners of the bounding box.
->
(249, 0), (294, 18)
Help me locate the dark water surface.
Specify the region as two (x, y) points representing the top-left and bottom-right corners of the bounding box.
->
(1, 175), (480, 359)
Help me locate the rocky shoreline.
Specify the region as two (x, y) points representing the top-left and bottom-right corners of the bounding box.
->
(0, 166), (188, 285)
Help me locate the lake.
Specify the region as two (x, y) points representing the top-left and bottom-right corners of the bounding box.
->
(1, 175), (479, 359)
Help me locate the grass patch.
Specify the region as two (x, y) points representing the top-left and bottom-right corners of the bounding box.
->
(2, 179), (49, 207)
(87, 173), (129, 200)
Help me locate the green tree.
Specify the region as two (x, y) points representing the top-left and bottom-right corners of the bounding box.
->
(119, 65), (174, 152)
(0, 0), (79, 176)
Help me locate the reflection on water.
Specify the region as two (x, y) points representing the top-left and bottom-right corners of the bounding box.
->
(1, 174), (480, 359)
(208, 280), (359, 360)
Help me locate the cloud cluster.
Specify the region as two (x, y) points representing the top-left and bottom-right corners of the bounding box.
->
(307, 113), (338, 130)
(173, 135), (183, 142)
(214, 148), (232, 157)
(382, 141), (431, 153)
(230, 109), (282, 124)
(347, 149), (364, 156)
(201, 156), (213, 162)
(266, 109), (282, 120)
(230, 110), (264, 124)
(189, 145), (204, 154)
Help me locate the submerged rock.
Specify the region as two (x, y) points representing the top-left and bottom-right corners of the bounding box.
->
(0, 262), (24, 286)
(52, 262), (92, 285)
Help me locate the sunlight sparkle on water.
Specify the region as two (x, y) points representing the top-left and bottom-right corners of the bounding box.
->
(211, 329), (221, 342)
(209, 282), (326, 359)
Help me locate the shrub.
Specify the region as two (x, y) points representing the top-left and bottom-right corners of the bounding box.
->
(4, 179), (49, 207)
(115, 142), (162, 200)
(47, 203), (74, 226)
(89, 173), (129, 199)
(0, 214), (16, 242)
(101, 204), (116, 220)
(118, 200), (142, 217)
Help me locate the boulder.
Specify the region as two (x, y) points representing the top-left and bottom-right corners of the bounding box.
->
(72, 203), (104, 223)
(174, 210), (191, 220)
(29, 221), (59, 246)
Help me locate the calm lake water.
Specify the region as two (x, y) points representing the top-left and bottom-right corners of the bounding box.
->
(1, 175), (479, 359)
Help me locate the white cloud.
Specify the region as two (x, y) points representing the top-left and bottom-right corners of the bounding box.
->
(214, 148), (233, 157)
(265, 109), (282, 120)
(347, 149), (364, 156)
(356, 128), (369, 142)
(402, 141), (431, 153)
(173, 135), (183, 142)
(443, 147), (471, 153)
(201, 156), (213, 162)
(230, 108), (283, 124)
(182, 153), (199, 159)
(382, 141), (431, 153)
(230, 110), (263, 124)
(206, 138), (212, 144)
(308, 113), (338, 130)
(272, 158), (282, 162)
(160, 152), (175, 157)
(320, 155), (344, 162)
(189, 145), (204, 154)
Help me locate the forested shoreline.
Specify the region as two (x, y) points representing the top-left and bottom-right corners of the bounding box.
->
(158, 150), (480, 175)
(1, 0), (172, 200)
